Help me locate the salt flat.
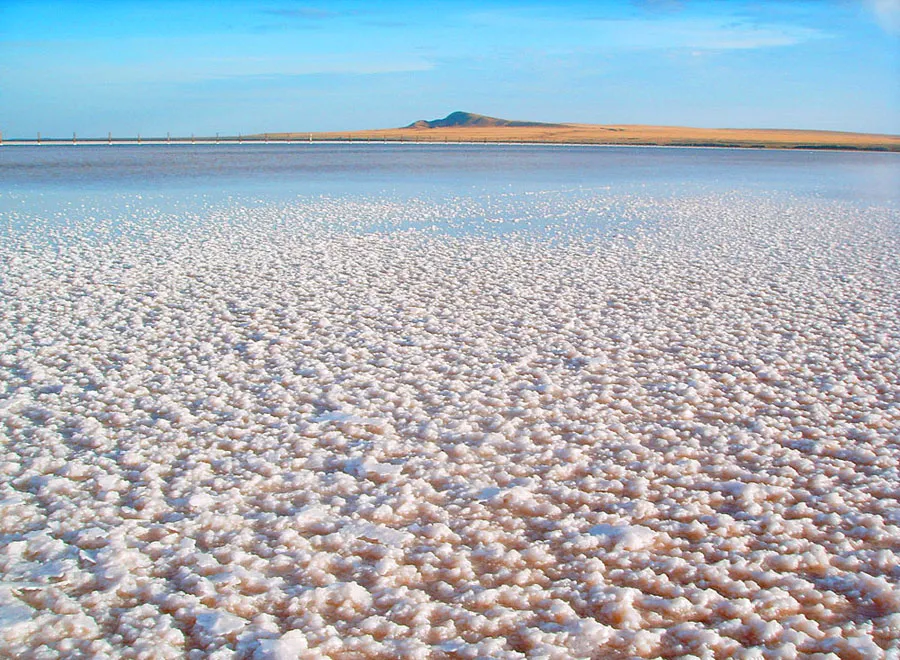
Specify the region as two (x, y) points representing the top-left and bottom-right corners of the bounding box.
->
(1, 191), (898, 658)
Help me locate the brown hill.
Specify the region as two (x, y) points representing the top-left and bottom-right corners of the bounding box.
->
(406, 111), (563, 129)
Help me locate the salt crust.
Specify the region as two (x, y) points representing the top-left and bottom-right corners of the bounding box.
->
(1, 192), (898, 658)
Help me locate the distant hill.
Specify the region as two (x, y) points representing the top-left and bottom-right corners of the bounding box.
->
(406, 111), (563, 129)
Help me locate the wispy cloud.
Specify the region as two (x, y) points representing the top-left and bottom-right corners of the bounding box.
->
(262, 6), (341, 20)
(630, 0), (686, 13)
(680, 19), (825, 49)
(361, 20), (412, 28)
(467, 9), (827, 51)
(0, 39), (433, 88)
(167, 57), (434, 83)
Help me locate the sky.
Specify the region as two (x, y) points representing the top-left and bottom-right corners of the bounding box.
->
(0, 0), (898, 137)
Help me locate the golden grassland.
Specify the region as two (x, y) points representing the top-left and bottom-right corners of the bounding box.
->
(267, 124), (900, 151)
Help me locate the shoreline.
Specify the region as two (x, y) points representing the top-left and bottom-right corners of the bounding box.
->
(2, 138), (898, 153)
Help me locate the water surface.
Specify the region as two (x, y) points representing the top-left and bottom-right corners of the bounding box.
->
(1, 144), (897, 238)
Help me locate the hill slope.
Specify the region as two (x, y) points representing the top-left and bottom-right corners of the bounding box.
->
(407, 111), (563, 129)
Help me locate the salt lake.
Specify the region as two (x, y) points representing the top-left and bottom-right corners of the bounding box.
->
(1, 144), (898, 658)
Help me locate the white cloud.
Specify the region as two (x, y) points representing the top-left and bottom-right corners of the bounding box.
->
(866, 0), (900, 34)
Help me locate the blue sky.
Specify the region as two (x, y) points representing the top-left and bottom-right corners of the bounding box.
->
(1, 0), (898, 137)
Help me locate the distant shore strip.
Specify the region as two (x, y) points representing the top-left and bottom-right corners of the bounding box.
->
(2, 129), (898, 152)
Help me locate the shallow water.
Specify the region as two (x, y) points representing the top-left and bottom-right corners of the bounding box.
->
(1, 144), (898, 235)
(2, 144), (898, 198)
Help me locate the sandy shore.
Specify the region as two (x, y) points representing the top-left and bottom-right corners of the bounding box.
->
(270, 124), (900, 152)
(5, 125), (896, 151)
(1, 192), (899, 658)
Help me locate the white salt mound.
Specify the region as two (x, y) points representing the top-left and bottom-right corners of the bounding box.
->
(1, 191), (898, 658)
(588, 523), (656, 551)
